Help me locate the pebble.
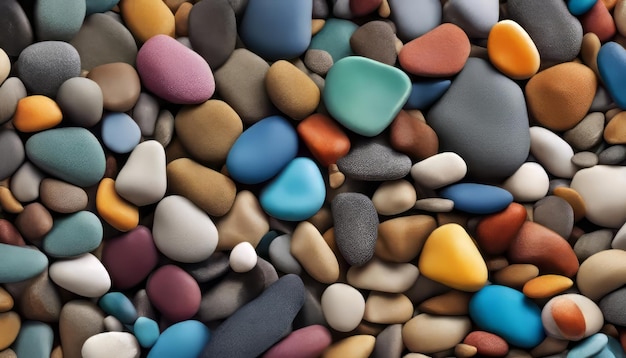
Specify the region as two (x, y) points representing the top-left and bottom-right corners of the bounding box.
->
(571, 165), (626, 228)
(297, 113), (351, 167)
(410, 152), (466, 190)
(229, 242), (257, 273)
(86, 0), (119, 15)
(59, 301), (105, 358)
(0, 0), (33, 57)
(81, 332), (140, 358)
(563, 113), (605, 150)
(542, 294), (604, 341)
(215, 190), (269, 250)
(96, 177), (138, 232)
(101, 113), (141, 154)
(0, 287), (13, 312)
(43, 211), (102, 258)
(529, 126), (578, 179)
(146, 265), (201, 322)
(268, 234), (302, 274)
(154, 110), (174, 147)
(321, 282), (365, 332)
(133, 317), (159, 348)
(599, 145), (626, 164)
(322, 335), (375, 358)
(364, 292), (413, 324)
(12, 321), (53, 358)
(402, 313), (472, 354)
(440, 183), (513, 215)
(0, 244), (48, 283)
(332, 192), (379, 266)
(501, 162), (550, 202)
(10, 162), (44, 203)
(372, 179), (416, 215)
(17, 41), (81, 97)
(418, 290), (472, 316)
(579, 0), (616, 42)
(263, 324), (332, 358)
(99, 292), (137, 324)
(523, 275), (574, 299)
(266, 60), (320, 120)
(350, 21), (397, 66)
(290, 221), (339, 283)
(389, 0), (441, 41)
(578, 249), (626, 301)
(444, 0), (498, 38)
(475, 203), (527, 256)
(572, 151), (599, 168)
(533, 196), (575, 239)
(56, 77), (103, 128)
(119, 0), (174, 43)
(148, 320), (209, 358)
(0, 220), (23, 246)
(575, 230), (613, 262)
(337, 139), (412, 181)
(0, 50), (8, 85)
(131, 93), (158, 136)
(14, 203), (53, 242)
(488, 19), (539, 80)
(347, 258), (419, 293)
(34, 0), (85, 41)
(0, 78), (27, 125)
(87, 62), (141, 112)
(376, 215), (436, 263)
(464, 331), (510, 357)
(493, 264), (540, 289)
(599, 42), (626, 109)
(0, 311), (20, 350)
(13, 95), (62, 133)
(49, 253), (111, 297)
(309, 18), (358, 62)
(115, 140), (167, 206)
(304, 49), (334, 76)
(187, 0), (236, 69)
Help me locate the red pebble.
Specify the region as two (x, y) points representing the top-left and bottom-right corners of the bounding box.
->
(262, 325), (332, 358)
(463, 331), (509, 357)
(0, 219), (25, 246)
(146, 264), (201, 322)
(297, 113), (351, 166)
(350, 0), (382, 17)
(475, 202), (527, 255)
(389, 110), (439, 160)
(579, 0), (616, 42)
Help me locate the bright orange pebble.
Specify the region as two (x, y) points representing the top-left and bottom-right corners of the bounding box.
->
(297, 113), (351, 167)
(96, 178), (139, 232)
(118, 0), (175, 43)
(553, 187), (587, 222)
(550, 297), (587, 341)
(602, 0), (617, 10)
(523, 274), (574, 299)
(12, 95), (63, 132)
(487, 20), (540, 80)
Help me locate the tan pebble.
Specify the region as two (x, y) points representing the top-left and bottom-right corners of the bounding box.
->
(529, 336), (569, 357)
(493, 264), (539, 289)
(0, 348), (17, 358)
(578, 249), (626, 301)
(581, 33), (601, 76)
(522, 274), (573, 299)
(0, 49), (9, 84)
(607, 108), (622, 121)
(553, 187), (586, 222)
(312, 19), (325, 35)
(505, 348), (532, 358)
(347, 257), (419, 293)
(322, 335), (376, 358)
(215, 190), (269, 250)
(19, 270), (62, 322)
(378, 0), (391, 17)
(372, 179), (416, 216)
(602, 323), (619, 338)
(0, 288), (13, 312)
(14, 203), (53, 242)
(616, 0), (626, 37)
(0, 187), (23, 214)
(59, 300), (105, 358)
(119, 0), (175, 42)
(306, 206), (333, 234)
(328, 164), (345, 189)
(402, 313), (472, 354)
(50, 346), (63, 358)
(322, 228), (350, 281)
(265, 60), (320, 120)
(604, 0), (618, 10)
(364, 292), (413, 324)
(604, 111), (626, 144)
(87, 62), (141, 112)
(486, 257), (509, 271)
(0, 311), (20, 350)
(174, 2), (193, 37)
(40, 178), (88, 214)
(417, 290), (472, 316)
(376, 215), (436, 263)
(291, 221), (340, 284)
(395, 37), (404, 54)
(455, 343), (478, 358)
(165, 137), (190, 164)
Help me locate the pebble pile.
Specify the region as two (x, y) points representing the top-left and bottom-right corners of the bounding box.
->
(4, 0), (626, 357)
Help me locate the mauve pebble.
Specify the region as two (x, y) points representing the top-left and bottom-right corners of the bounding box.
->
(533, 196), (574, 239)
(332, 193), (379, 266)
(304, 49), (334, 76)
(0, 220), (24, 246)
(56, 77), (103, 128)
(10, 162), (44, 203)
(337, 139), (411, 181)
(598, 145), (626, 165)
(131, 93), (159, 137)
(188, 0), (236, 69)
(350, 21), (397, 66)
(0, 78), (28, 125)
(263, 324), (332, 358)
(146, 265), (201, 322)
(574, 230), (613, 262)
(572, 151), (599, 168)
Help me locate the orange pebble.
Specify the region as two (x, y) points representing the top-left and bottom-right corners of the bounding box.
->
(475, 202), (527, 255)
(553, 187), (587, 222)
(523, 274), (574, 299)
(119, 0), (175, 43)
(550, 297), (587, 341)
(602, 0), (617, 10)
(96, 178), (139, 232)
(174, 2), (193, 37)
(487, 20), (540, 80)
(12, 95), (63, 132)
(297, 113), (351, 167)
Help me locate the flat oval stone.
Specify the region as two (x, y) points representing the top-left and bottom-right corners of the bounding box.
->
(443, 0), (499, 38)
(324, 56), (411, 137)
(364, 292), (413, 324)
(372, 179), (416, 215)
(564, 112), (605, 151)
(226, 115), (298, 184)
(263, 325), (332, 358)
(115, 140), (167, 206)
(56, 77), (103, 128)
(0, 0), (33, 57)
(469, 285), (545, 348)
(43, 211), (102, 258)
(146, 265), (201, 322)
(523, 275), (574, 299)
(14, 203), (53, 242)
(347, 258), (419, 293)
(389, 0), (441, 41)
(0, 130), (24, 181)
(427, 58), (530, 181)
(530, 126), (578, 179)
(402, 313), (471, 354)
(542, 294), (603, 341)
(309, 18), (358, 62)
(266, 60), (320, 120)
(0, 244), (48, 283)
(34, 0), (85, 41)
(49, 253), (111, 297)
(101, 113), (141, 154)
(137, 34), (215, 104)
(87, 62), (141, 112)
(40, 178), (88, 214)
(598, 42), (626, 109)
(59, 301), (105, 358)
(349, 21), (397, 66)
(12, 321), (53, 358)
(493, 264), (540, 290)
(119, 0), (174, 43)
(0, 78), (28, 125)
(577, 249), (626, 301)
(187, 0), (235, 69)
(81, 332), (140, 358)
(475, 203), (527, 255)
(533, 196), (574, 239)
(148, 320), (210, 358)
(463, 331), (510, 357)
(153, 195), (218, 263)
(321, 283), (365, 332)
(571, 165), (626, 228)
(0, 311), (20, 350)
(332, 193), (379, 266)
(502, 162), (550, 202)
(440, 183), (513, 215)
(337, 139), (412, 181)
(410, 152), (467, 189)
(26, 127), (105, 187)
(99, 292), (137, 324)
(487, 20), (540, 80)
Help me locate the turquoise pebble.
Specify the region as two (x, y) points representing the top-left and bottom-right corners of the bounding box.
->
(101, 112), (141, 154)
(324, 56), (411, 137)
(605, 336), (626, 358)
(0, 243), (48, 283)
(598, 42), (626, 110)
(239, 0), (312, 60)
(43, 210), (103, 258)
(260, 157), (326, 221)
(567, 0), (597, 15)
(568, 333), (609, 358)
(469, 285), (545, 348)
(133, 317), (160, 348)
(439, 183), (513, 215)
(256, 230), (281, 259)
(226, 115), (298, 184)
(309, 18), (358, 62)
(34, 0), (86, 41)
(13, 321), (54, 358)
(99, 292), (138, 325)
(147, 320), (210, 358)
(404, 80), (451, 110)
(86, 0), (120, 15)
(25, 127), (106, 187)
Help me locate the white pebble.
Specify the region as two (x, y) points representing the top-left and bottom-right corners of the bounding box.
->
(229, 241), (257, 273)
(49, 253), (111, 298)
(410, 152), (467, 189)
(530, 126), (578, 179)
(103, 315), (124, 332)
(501, 162), (549, 202)
(81, 332), (140, 358)
(321, 283), (365, 332)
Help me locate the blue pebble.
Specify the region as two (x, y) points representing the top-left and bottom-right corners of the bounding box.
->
(133, 317), (160, 349)
(86, 0), (120, 15)
(567, 0), (597, 16)
(309, 18), (359, 62)
(404, 80), (451, 110)
(598, 42), (626, 110)
(239, 0), (312, 60)
(260, 157), (326, 221)
(101, 112), (141, 154)
(226, 115), (298, 185)
(0, 243), (48, 283)
(568, 333), (609, 358)
(13, 321), (54, 358)
(469, 285), (545, 348)
(439, 183), (513, 214)
(148, 320), (210, 358)
(99, 292), (138, 325)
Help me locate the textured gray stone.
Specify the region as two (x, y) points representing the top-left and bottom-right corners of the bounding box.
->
(188, 0), (237, 70)
(533, 196), (574, 239)
(443, 0), (499, 38)
(132, 92), (159, 137)
(0, 129), (25, 181)
(331, 192), (379, 266)
(574, 230), (613, 263)
(600, 287), (626, 326)
(17, 41), (81, 97)
(56, 77), (103, 128)
(0, 77), (27, 125)
(337, 139), (412, 181)
(563, 112), (605, 151)
(598, 145), (626, 165)
(389, 0), (441, 41)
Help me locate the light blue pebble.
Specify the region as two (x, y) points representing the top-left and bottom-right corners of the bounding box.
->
(0, 243), (48, 283)
(226, 115), (298, 185)
(404, 80), (451, 110)
(598, 42), (626, 110)
(567, 0), (597, 16)
(147, 320), (210, 358)
(260, 157), (326, 221)
(86, 0), (120, 15)
(309, 18), (358, 62)
(568, 333), (609, 358)
(133, 316), (160, 348)
(13, 321), (54, 358)
(43, 210), (103, 258)
(469, 285), (545, 348)
(439, 183), (513, 215)
(99, 292), (138, 325)
(101, 112), (142, 154)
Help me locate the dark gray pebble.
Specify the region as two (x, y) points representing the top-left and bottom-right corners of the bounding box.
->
(188, 0), (237, 70)
(331, 192), (379, 266)
(337, 139), (412, 181)
(573, 230), (613, 262)
(599, 287), (626, 326)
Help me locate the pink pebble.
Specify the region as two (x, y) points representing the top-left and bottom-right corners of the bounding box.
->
(262, 325), (332, 358)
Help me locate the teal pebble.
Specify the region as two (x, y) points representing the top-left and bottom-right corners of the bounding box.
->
(309, 18), (359, 62)
(101, 112), (142, 154)
(567, 0), (597, 16)
(147, 320), (210, 358)
(404, 80), (451, 110)
(25, 127), (106, 187)
(99, 292), (138, 325)
(256, 230), (281, 259)
(43, 210), (103, 258)
(324, 56), (411, 137)
(440, 183), (513, 215)
(469, 285), (545, 348)
(34, 0), (86, 41)
(260, 157), (326, 221)
(86, 0), (120, 15)
(133, 317), (160, 348)
(13, 321), (54, 358)
(0, 243), (48, 283)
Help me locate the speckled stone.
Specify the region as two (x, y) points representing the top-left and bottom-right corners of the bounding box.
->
(0, 78), (28, 125)
(337, 139), (412, 181)
(574, 230), (613, 262)
(350, 21), (397, 66)
(56, 77), (103, 128)
(533, 196), (574, 239)
(331, 193), (379, 266)
(34, 0), (86, 41)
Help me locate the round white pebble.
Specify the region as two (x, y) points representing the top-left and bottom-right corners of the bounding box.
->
(229, 241), (258, 273)
(81, 332), (140, 358)
(321, 283), (365, 332)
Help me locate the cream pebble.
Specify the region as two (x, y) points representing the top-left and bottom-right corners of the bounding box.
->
(49, 253), (111, 298)
(229, 242), (257, 273)
(372, 179), (417, 215)
(529, 126), (578, 179)
(321, 283), (365, 332)
(410, 152), (467, 189)
(501, 162), (550, 202)
(81, 332), (140, 358)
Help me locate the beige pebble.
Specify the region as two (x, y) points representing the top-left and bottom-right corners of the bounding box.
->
(372, 179), (416, 216)
(347, 257), (419, 293)
(0, 288), (13, 313)
(577, 249), (626, 301)
(378, 0), (391, 17)
(290, 221), (340, 284)
(87, 62), (141, 112)
(266, 60), (320, 120)
(215, 190), (269, 250)
(616, 0), (626, 37)
(455, 343), (478, 358)
(493, 264), (539, 289)
(376, 215), (436, 263)
(321, 283), (365, 332)
(40, 178), (88, 214)
(417, 290), (472, 316)
(328, 164), (345, 189)
(410, 152), (467, 190)
(0, 49), (9, 84)
(322, 335), (376, 358)
(414, 198), (454, 213)
(60, 300), (105, 358)
(402, 313), (471, 354)
(364, 292), (413, 324)
(581, 33), (601, 76)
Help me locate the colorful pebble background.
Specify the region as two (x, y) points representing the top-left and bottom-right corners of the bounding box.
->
(3, 0), (626, 357)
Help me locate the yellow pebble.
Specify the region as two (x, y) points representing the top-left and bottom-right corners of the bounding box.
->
(0, 187), (23, 214)
(322, 335), (376, 358)
(119, 0), (175, 43)
(12, 95), (63, 133)
(96, 178), (139, 232)
(553, 187), (587, 222)
(523, 274), (574, 299)
(0, 287), (13, 312)
(487, 20), (540, 80)
(312, 19), (325, 36)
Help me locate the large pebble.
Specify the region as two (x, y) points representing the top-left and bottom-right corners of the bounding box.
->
(0, 0), (33, 57)
(389, 0), (441, 41)
(347, 258), (419, 293)
(443, 0), (499, 38)
(43, 211), (102, 258)
(571, 165), (626, 228)
(487, 20), (540, 80)
(332, 193), (379, 266)
(529, 126), (578, 179)
(0, 244), (48, 284)
(502, 162), (550, 202)
(321, 283), (365, 332)
(402, 313), (471, 353)
(215, 190), (269, 250)
(376, 215), (436, 263)
(49, 253), (111, 297)
(81, 332), (140, 358)
(266, 60), (320, 120)
(115, 140), (167, 206)
(577, 249), (626, 301)
(410, 152), (466, 190)
(34, 0), (85, 41)
(56, 77), (103, 128)
(87, 62), (141, 112)
(296, 113), (351, 166)
(119, 0), (174, 43)
(17, 41), (80, 97)
(101, 226), (158, 289)
(290, 221), (339, 284)
(188, 0), (236, 69)
(12, 321), (53, 358)
(146, 265), (201, 322)
(148, 321), (210, 358)
(542, 294), (603, 341)
(59, 300), (105, 358)
(337, 139), (412, 181)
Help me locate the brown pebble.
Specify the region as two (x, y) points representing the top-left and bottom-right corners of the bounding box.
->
(291, 221), (340, 284)
(306, 206), (334, 234)
(417, 290), (472, 316)
(87, 62), (141, 112)
(0, 312), (19, 350)
(19, 270), (62, 322)
(493, 264), (539, 289)
(39, 178), (88, 214)
(0, 219), (24, 246)
(389, 110), (438, 160)
(265, 60), (320, 120)
(59, 300), (105, 358)
(486, 257), (509, 271)
(463, 331), (509, 357)
(553, 187), (586, 222)
(328, 164), (346, 189)
(175, 2), (193, 37)
(376, 215), (436, 263)
(602, 323), (620, 338)
(604, 111), (626, 144)
(50, 346), (63, 358)
(215, 190), (269, 250)
(165, 137), (190, 164)
(14, 203), (53, 242)
(0, 187), (23, 214)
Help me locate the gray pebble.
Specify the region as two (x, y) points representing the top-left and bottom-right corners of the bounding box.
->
(389, 0), (441, 41)
(131, 93), (159, 137)
(533, 196), (574, 239)
(181, 251), (230, 284)
(443, 0), (499, 39)
(0, 77), (27, 125)
(293, 287), (327, 329)
(337, 139), (412, 181)
(571, 151), (598, 168)
(331, 192), (379, 266)
(350, 21), (398, 66)
(256, 257), (279, 289)
(548, 179), (571, 195)
(0, 0), (34, 57)
(188, 0), (237, 70)
(154, 110), (175, 148)
(563, 112), (604, 151)
(17, 41), (81, 98)
(598, 145), (626, 165)
(590, 84), (615, 112)
(414, 198), (455, 213)
(573, 230), (613, 262)
(268, 234), (302, 275)
(304, 49), (334, 76)
(56, 77), (103, 128)
(132, 289), (157, 321)
(227, 0), (249, 19)
(0, 129), (25, 180)
(372, 324), (404, 358)
(313, 0), (330, 18)
(599, 287), (626, 326)
(404, 274), (450, 304)
(10, 162), (44, 203)
(333, 0), (353, 19)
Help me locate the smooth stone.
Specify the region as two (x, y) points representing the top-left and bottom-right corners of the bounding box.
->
(132, 290), (156, 321)
(263, 325), (332, 358)
(87, 62), (141, 112)
(590, 84), (614, 112)
(402, 314), (472, 354)
(493, 264), (540, 290)
(567, 334), (610, 358)
(229, 242), (257, 273)
(440, 183), (513, 215)
(34, 0), (86, 41)
(0, 50), (10, 84)
(10, 162), (44, 203)
(201, 274), (305, 357)
(86, 0), (119, 14)
(131, 93), (158, 136)
(104, 316), (124, 332)
(96, 178), (138, 232)
(530, 126), (578, 179)
(26, 127), (105, 187)
(14, 203), (53, 242)
(0, 0), (33, 57)
(568, 0), (597, 15)
(487, 20), (540, 80)
(268, 234), (302, 274)
(321, 282), (365, 332)
(0, 244), (48, 283)
(332, 192), (379, 266)
(0, 312), (20, 350)
(388, 0), (441, 41)
(101, 113), (141, 154)
(290, 221), (340, 284)
(59, 301), (105, 358)
(372, 324), (403, 358)
(443, 0), (499, 38)
(260, 157), (326, 221)
(12, 321), (53, 358)
(154, 110), (175, 147)
(226, 115), (297, 184)
(153, 195), (218, 263)
(350, 21), (397, 66)
(43, 211), (102, 258)
(0, 220), (24, 246)
(56, 77), (103, 127)
(410, 152), (467, 190)
(146, 265), (201, 322)
(17, 41), (81, 97)
(376, 215), (436, 263)
(605, 112), (626, 145)
(12, 95), (63, 133)
(418, 290), (473, 316)
(266, 60), (320, 120)
(0, 287), (13, 312)
(372, 179), (416, 215)
(115, 140), (167, 206)
(542, 294), (603, 341)
(296, 113), (351, 166)
(119, 0), (174, 42)
(309, 18), (358, 62)
(0, 130), (24, 181)
(147, 321), (209, 358)
(464, 331), (510, 357)
(180, 251), (230, 284)
(0, 78), (28, 125)
(502, 162), (550, 202)
(322, 335), (375, 358)
(99, 292), (137, 324)
(81, 332), (140, 358)
(599, 287), (626, 326)
(188, 0), (236, 69)
(49, 253), (111, 297)
(428, 58), (530, 181)
(598, 145), (626, 164)
(572, 151), (599, 168)
(599, 42), (626, 110)
(215, 190), (269, 250)
(579, 1), (616, 43)
(347, 258), (419, 293)
(404, 80), (451, 110)
(523, 275), (574, 299)
(570, 165), (626, 228)
(507, 0), (583, 65)
(133, 317), (159, 348)
(469, 285), (545, 348)
(533, 196), (574, 239)
(70, 13), (137, 70)
(337, 139), (412, 181)
(324, 56), (411, 137)
(574, 230), (613, 262)
(577, 249), (626, 301)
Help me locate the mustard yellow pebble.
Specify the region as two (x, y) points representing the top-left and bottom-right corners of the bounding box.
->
(96, 178), (139, 232)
